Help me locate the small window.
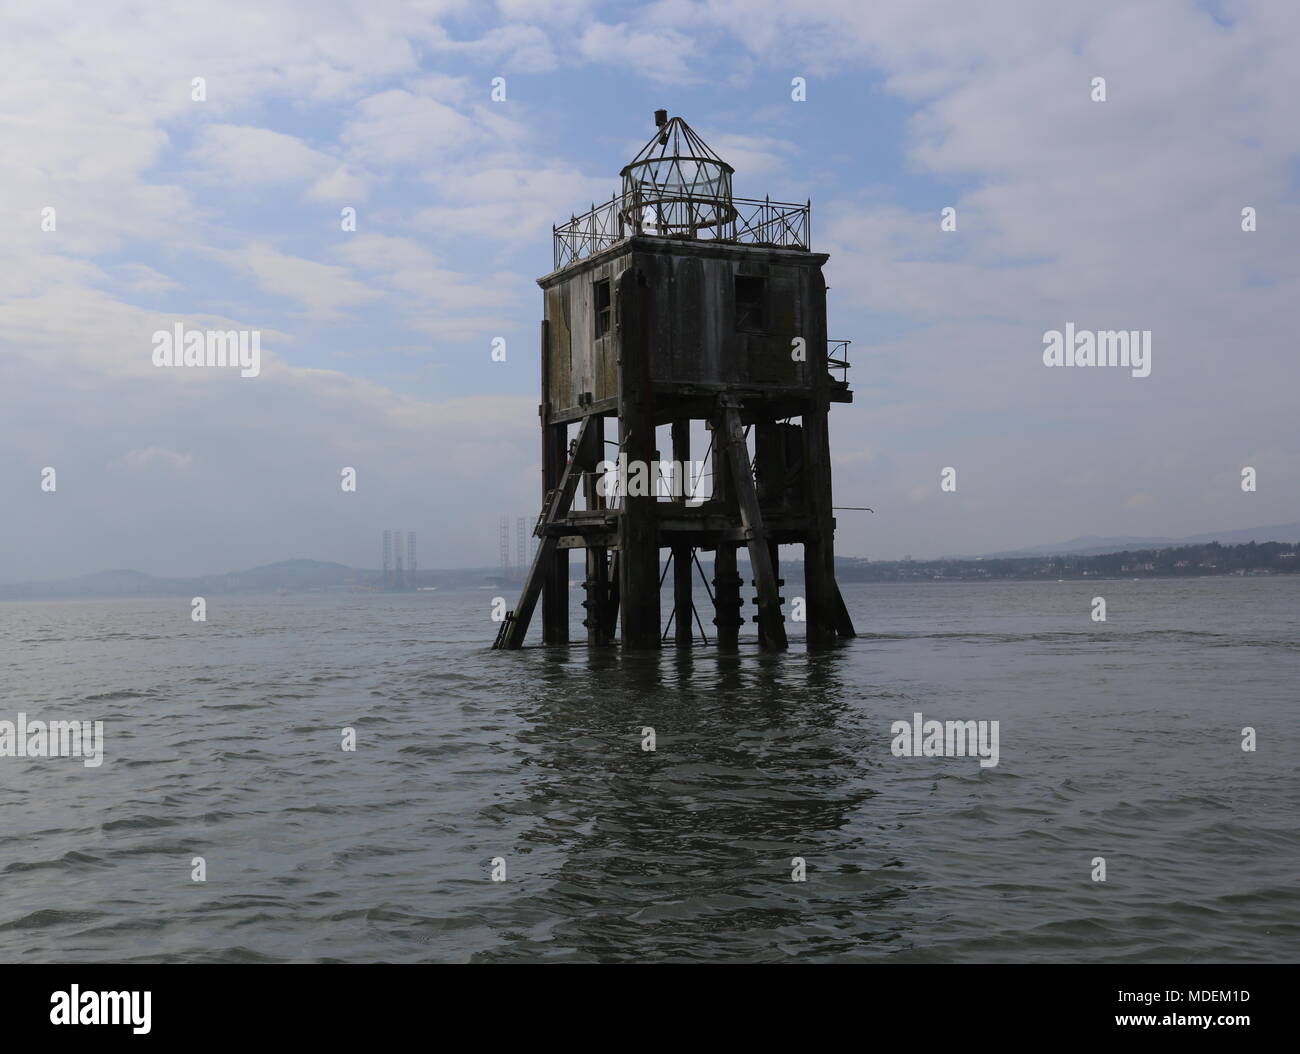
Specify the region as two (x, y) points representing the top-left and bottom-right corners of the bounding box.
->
(735, 275), (765, 331)
(593, 279), (611, 339)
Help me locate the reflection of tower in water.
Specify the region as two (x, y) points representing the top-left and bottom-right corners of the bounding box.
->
(467, 649), (897, 962)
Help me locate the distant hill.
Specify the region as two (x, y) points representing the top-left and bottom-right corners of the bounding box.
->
(4, 560), (356, 599)
(0, 557), (513, 599)
(78, 569), (159, 588)
(6, 522), (1300, 598)
(981, 522), (1300, 558)
(235, 559), (354, 589)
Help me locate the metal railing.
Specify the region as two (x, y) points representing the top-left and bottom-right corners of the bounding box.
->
(827, 339), (852, 384)
(553, 191), (811, 270)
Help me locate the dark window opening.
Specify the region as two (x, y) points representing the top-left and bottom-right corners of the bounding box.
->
(593, 279), (611, 339)
(735, 275), (765, 331)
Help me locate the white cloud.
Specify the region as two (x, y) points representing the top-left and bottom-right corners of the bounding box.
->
(431, 23), (558, 73)
(111, 446), (194, 472)
(187, 125), (337, 184)
(307, 165), (369, 202)
(213, 243), (380, 315)
(412, 156), (612, 246)
(332, 233), (525, 341)
(576, 22), (701, 83)
(707, 132), (800, 181)
(496, 0), (592, 22)
(112, 263), (181, 295)
(341, 89), (493, 166)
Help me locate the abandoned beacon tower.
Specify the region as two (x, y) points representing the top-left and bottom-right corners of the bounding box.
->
(494, 111), (856, 653)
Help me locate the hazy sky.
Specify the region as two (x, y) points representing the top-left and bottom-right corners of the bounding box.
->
(2, 0), (1297, 579)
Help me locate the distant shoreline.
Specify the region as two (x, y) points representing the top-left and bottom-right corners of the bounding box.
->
(1, 542), (1295, 600)
(836, 541), (1300, 584)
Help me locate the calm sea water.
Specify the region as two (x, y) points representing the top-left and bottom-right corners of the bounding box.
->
(1, 577), (1297, 963)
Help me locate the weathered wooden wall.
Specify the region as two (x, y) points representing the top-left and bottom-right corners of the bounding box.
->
(540, 238), (830, 416)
